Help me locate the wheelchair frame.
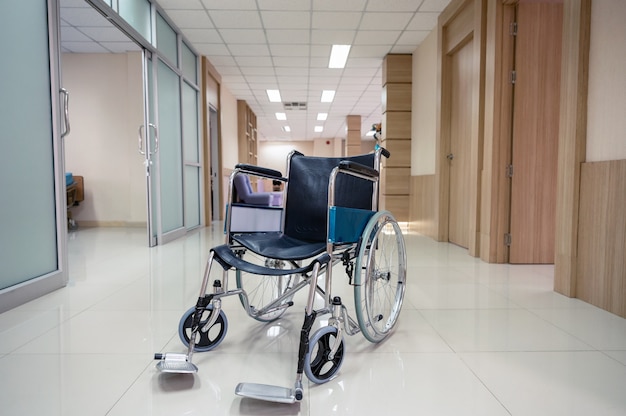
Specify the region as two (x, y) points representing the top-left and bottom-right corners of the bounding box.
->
(154, 147), (407, 404)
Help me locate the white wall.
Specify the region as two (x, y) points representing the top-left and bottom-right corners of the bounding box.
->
(411, 29), (438, 176)
(258, 141), (314, 174)
(62, 52), (146, 226)
(587, 0), (626, 162)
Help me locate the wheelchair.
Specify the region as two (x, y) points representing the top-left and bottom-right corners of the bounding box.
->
(154, 147), (407, 404)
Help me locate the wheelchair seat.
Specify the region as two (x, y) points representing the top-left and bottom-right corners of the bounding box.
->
(232, 232), (326, 261)
(226, 152), (376, 263)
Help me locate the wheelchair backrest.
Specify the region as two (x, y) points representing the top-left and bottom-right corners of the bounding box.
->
(283, 153), (376, 243)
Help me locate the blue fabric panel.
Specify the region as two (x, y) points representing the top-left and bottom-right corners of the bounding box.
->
(328, 206), (374, 244)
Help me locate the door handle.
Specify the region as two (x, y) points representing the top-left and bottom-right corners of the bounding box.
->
(138, 125), (146, 155)
(138, 123), (159, 155)
(447, 153), (454, 160)
(149, 123), (158, 155)
(60, 88), (70, 138)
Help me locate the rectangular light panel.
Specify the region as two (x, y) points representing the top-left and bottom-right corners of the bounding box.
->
(321, 90), (335, 103)
(329, 44), (351, 68)
(266, 89), (282, 102)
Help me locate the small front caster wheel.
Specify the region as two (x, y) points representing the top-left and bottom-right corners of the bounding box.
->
(178, 306), (228, 352)
(304, 326), (345, 384)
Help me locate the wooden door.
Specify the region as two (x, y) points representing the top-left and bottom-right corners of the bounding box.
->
(448, 38), (474, 248)
(509, 0), (563, 263)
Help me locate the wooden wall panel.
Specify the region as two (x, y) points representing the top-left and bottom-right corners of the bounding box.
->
(380, 139), (411, 167)
(410, 175), (436, 238)
(382, 83), (412, 112)
(577, 160), (626, 318)
(382, 111), (411, 138)
(381, 167), (411, 194)
(383, 54), (412, 83)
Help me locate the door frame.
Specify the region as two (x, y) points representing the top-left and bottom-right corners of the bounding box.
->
(0, 0), (68, 312)
(436, 0), (486, 256)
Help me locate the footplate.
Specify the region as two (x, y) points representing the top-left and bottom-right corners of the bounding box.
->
(154, 353), (198, 374)
(235, 382), (300, 404)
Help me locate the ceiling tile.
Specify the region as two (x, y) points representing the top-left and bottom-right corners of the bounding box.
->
(270, 44), (310, 57)
(266, 30), (311, 44)
(229, 43), (270, 56)
(158, 0), (204, 9)
(165, 10), (213, 28)
(261, 11), (311, 29)
(312, 12), (362, 30)
(349, 45), (392, 58)
(241, 66), (276, 76)
(359, 12), (413, 31)
(366, 0), (423, 12)
(235, 56), (274, 67)
(200, 0), (258, 10)
(396, 30), (430, 45)
(100, 41), (140, 53)
(406, 12), (439, 31)
(183, 28), (220, 43)
(79, 27), (131, 42)
(62, 41), (109, 53)
(273, 56), (310, 68)
(258, 0), (312, 10)
(195, 43), (231, 56)
(60, 7), (110, 26)
(219, 29), (267, 44)
(354, 30), (401, 45)
(311, 30), (356, 45)
(209, 10), (263, 28)
(419, 0), (453, 12)
(60, 26), (92, 42)
(312, 0), (367, 12)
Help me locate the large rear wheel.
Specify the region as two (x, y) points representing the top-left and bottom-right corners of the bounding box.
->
(354, 211), (406, 343)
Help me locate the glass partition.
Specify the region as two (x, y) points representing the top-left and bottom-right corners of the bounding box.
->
(156, 59), (184, 235)
(0, 0), (67, 311)
(118, 0), (151, 42)
(156, 13), (177, 67)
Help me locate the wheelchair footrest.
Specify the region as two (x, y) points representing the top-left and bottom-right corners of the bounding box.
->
(235, 382), (298, 404)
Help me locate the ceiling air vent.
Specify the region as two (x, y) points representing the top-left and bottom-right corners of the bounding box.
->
(283, 102), (307, 111)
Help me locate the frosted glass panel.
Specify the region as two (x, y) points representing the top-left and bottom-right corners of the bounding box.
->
(118, 0), (151, 42)
(0, 1), (58, 289)
(182, 82), (199, 163)
(157, 60), (183, 233)
(156, 13), (177, 66)
(182, 42), (197, 83)
(184, 166), (201, 228)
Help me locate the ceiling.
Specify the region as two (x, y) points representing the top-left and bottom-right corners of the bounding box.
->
(59, 0), (451, 142)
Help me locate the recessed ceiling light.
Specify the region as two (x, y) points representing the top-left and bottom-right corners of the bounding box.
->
(283, 126), (291, 132)
(314, 126), (324, 133)
(266, 89), (282, 102)
(275, 112), (287, 120)
(329, 44), (351, 69)
(317, 113), (328, 121)
(321, 90), (335, 103)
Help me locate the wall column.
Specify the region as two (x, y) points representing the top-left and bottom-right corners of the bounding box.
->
(381, 54), (412, 222)
(345, 115), (361, 156)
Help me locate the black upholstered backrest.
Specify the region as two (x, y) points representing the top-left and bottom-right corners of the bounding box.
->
(284, 153), (376, 243)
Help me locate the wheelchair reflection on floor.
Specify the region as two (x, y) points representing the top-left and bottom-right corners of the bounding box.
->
(154, 147), (407, 404)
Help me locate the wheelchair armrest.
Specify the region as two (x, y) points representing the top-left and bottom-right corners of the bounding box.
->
(235, 164), (285, 180)
(338, 160), (379, 179)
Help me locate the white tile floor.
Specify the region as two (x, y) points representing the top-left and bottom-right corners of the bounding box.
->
(2, 224), (626, 415)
